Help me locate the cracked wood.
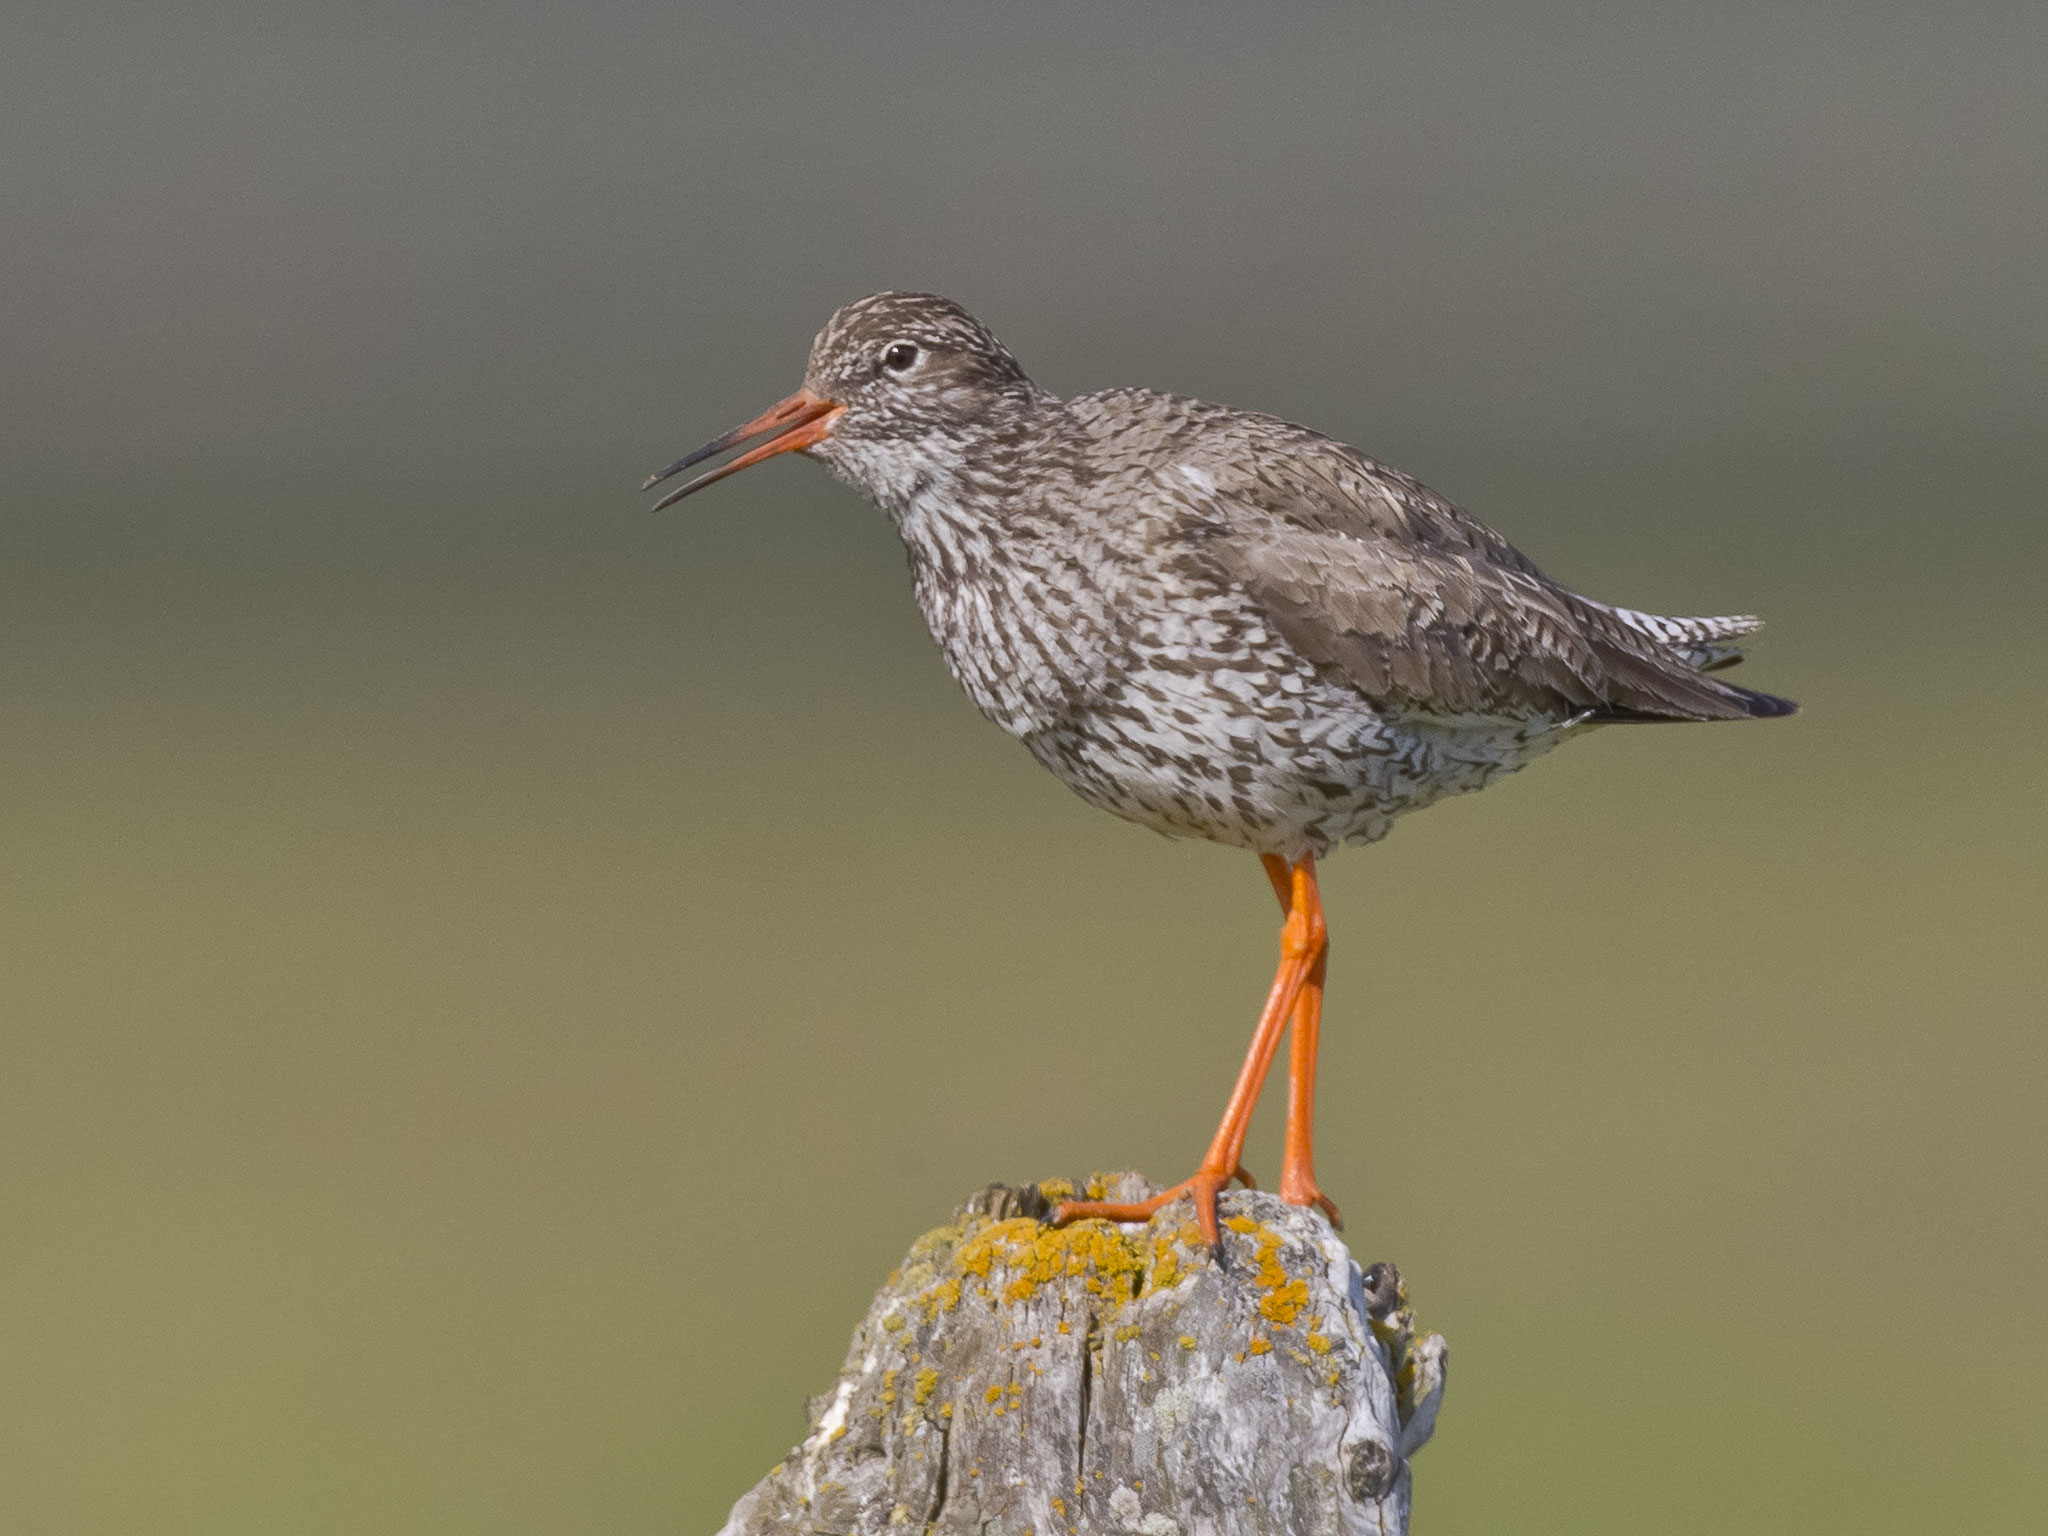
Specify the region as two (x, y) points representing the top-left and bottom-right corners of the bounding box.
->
(713, 1175), (1446, 1536)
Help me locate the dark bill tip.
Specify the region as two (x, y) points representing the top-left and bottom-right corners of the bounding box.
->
(642, 388), (843, 509)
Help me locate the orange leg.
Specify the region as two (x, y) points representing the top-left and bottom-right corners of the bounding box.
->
(1267, 855), (1340, 1225)
(1051, 854), (1330, 1246)
(1279, 943), (1341, 1226)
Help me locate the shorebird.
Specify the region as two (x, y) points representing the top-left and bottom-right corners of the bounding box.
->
(645, 292), (1794, 1245)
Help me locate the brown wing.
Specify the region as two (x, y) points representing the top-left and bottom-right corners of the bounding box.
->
(1205, 440), (1792, 723)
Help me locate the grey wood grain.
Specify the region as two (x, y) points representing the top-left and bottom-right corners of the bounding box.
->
(716, 1176), (1446, 1536)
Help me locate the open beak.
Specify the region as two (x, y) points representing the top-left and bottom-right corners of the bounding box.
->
(642, 387), (844, 510)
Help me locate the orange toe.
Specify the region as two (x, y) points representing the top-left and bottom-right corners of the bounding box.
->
(1051, 1167), (1236, 1247)
(1278, 1173), (1342, 1229)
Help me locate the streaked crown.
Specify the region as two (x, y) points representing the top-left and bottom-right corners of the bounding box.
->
(802, 292), (1040, 437)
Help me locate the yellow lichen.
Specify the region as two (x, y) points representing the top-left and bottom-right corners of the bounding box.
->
(1258, 1277), (1310, 1326)
(1215, 1218), (1309, 1327)
(1145, 1242), (1182, 1294)
(1248, 1336), (1272, 1356)
(888, 1186), (1220, 1356)
(917, 1275), (962, 1323)
(1398, 1354), (1424, 1401)
(953, 1217), (1149, 1311)
(1178, 1334), (1198, 1350)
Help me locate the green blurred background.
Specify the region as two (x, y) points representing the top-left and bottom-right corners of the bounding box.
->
(3, 3), (2043, 1531)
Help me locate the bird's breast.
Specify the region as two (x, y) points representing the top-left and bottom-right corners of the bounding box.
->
(890, 495), (1121, 739)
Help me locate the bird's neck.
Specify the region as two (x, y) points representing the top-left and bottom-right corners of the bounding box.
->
(845, 387), (1058, 517)
(880, 398), (1064, 582)
(878, 404), (1101, 739)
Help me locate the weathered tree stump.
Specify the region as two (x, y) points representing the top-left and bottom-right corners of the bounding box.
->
(716, 1174), (1447, 1535)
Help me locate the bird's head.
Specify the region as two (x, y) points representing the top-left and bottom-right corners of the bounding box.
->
(644, 292), (1043, 511)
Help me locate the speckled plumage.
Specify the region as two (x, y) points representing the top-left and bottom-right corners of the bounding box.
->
(646, 289), (1797, 1241)
(781, 292), (1793, 863)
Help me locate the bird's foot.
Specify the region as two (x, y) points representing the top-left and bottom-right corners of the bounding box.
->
(1049, 1163), (1254, 1248)
(1279, 1169), (1343, 1230)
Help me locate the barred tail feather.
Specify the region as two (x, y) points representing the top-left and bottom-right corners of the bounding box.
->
(1602, 606), (1766, 671)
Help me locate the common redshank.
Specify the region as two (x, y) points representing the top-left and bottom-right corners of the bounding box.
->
(645, 292), (1794, 1245)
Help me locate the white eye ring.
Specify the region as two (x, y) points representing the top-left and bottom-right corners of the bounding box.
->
(881, 341), (920, 372)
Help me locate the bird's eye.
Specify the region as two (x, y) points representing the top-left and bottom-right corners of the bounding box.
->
(881, 342), (920, 373)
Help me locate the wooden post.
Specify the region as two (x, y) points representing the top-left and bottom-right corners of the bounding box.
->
(715, 1174), (1446, 1535)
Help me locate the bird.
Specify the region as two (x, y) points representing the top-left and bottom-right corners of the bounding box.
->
(644, 291), (1794, 1247)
